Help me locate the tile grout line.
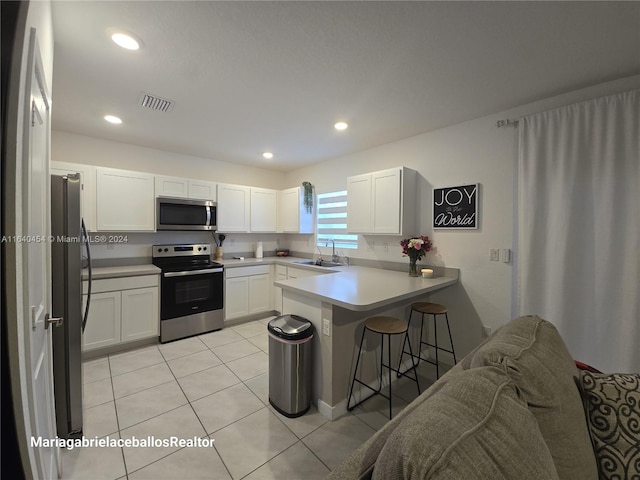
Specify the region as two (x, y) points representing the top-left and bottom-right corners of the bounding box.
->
(107, 354), (128, 480)
(83, 318), (360, 478)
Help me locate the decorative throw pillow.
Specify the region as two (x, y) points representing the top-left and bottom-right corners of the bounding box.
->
(580, 371), (640, 480)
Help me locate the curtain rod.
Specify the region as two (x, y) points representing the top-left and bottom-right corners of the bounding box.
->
(496, 118), (519, 128)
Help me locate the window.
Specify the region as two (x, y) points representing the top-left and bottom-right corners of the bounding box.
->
(316, 190), (358, 249)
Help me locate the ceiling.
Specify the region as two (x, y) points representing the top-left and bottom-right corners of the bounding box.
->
(51, 1), (640, 171)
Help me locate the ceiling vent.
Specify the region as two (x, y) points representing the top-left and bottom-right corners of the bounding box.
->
(138, 93), (174, 113)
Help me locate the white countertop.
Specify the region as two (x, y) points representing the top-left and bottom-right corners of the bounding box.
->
(83, 264), (161, 280)
(81, 257), (458, 311)
(274, 264), (458, 311)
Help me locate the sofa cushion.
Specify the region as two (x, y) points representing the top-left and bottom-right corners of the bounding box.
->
(371, 366), (559, 480)
(580, 371), (640, 480)
(467, 315), (599, 480)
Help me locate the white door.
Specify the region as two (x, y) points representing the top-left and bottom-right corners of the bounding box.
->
(19, 29), (58, 479)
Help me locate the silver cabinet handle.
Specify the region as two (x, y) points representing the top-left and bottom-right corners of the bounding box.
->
(164, 268), (223, 277)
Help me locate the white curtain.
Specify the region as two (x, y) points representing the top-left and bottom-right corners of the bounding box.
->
(517, 89), (640, 373)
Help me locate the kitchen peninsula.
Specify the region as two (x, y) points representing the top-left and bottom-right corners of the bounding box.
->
(273, 263), (458, 419)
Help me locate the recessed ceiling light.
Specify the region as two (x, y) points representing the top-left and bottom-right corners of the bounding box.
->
(262, 152), (274, 160)
(104, 115), (123, 125)
(111, 32), (140, 51)
(334, 121), (348, 131)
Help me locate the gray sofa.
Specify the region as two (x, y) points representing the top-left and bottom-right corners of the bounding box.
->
(329, 315), (607, 480)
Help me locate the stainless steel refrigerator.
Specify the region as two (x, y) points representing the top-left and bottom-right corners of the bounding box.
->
(51, 173), (92, 439)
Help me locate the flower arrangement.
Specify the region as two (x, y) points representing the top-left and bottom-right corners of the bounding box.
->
(400, 235), (433, 276)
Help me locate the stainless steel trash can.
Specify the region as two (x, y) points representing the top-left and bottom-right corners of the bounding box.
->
(268, 314), (313, 418)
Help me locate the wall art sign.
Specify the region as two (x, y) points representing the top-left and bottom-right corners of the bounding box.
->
(433, 184), (478, 229)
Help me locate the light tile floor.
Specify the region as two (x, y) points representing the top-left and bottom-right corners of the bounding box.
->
(62, 317), (438, 480)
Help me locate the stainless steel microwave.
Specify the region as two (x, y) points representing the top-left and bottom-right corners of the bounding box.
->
(156, 197), (217, 231)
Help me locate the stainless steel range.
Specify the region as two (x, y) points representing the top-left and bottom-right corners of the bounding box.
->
(152, 243), (224, 343)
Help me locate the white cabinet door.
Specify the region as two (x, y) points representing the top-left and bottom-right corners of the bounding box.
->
(347, 167), (415, 235)
(248, 273), (271, 314)
(250, 187), (277, 232)
(121, 287), (159, 342)
(82, 291), (121, 351)
(277, 187), (314, 234)
(371, 168), (401, 234)
(217, 183), (250, 232)
(347, 173), (372, 233)
(96, 167), (155, 231)
(188, 180), (217, 201)
(225, 276), (250, 320)
(50, 161), (97, 231)
(278, 188), (298, 232)
(155, 175), (189, 198)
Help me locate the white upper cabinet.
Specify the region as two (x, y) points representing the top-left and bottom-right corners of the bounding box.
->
(155, 175), (217, 201)
(277, 187), (314, 234)
(155, 175), (189, 198)
(347, 167), (416, 235)
(346, 173), (372, 233)
(188, 180), (217, 201)
(50, 161), (97, 231)
(96, 167), (155, 231)
(217, 183), (250, 232)
(250, 187), (277, 232)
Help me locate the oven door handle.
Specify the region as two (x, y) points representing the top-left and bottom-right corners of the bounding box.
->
(164, 268), (223, 277)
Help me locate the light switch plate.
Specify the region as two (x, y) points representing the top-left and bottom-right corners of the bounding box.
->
(490, 249), (499, 261)
(322, 318), (331, 336)
(501, 248), (511, 263)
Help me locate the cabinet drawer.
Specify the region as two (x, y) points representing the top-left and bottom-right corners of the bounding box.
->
(84, 275), (159, 294)
(225, 265), (271, 278)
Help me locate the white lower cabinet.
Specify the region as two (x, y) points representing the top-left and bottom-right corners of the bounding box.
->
(224, 265), (272, 321)
(82, 291), (121, 351)
(82, 275), (159, 352)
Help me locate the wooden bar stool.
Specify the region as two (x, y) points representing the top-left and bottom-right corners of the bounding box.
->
(398, 302), (457, 379)
(347, 316), (421, 419)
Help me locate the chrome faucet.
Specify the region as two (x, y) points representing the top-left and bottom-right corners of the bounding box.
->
(327, 239), (339, 263)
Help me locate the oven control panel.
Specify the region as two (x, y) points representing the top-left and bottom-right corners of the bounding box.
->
(152, 243), (211, 257)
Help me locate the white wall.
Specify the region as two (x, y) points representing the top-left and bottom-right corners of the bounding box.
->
(285, 75), (640, 358)
(52, 130), (285, 189)
(51, 75), (640, 357)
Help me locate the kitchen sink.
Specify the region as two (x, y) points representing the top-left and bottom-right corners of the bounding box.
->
(294, 259), (343, 267)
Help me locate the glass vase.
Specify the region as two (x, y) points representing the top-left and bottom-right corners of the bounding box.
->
(409, 257), (419, 277)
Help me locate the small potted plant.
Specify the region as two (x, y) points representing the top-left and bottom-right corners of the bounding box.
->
(302, 181), (314, 213)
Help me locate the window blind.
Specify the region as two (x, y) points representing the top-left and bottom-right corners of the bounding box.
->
(316, 191), (358, 249)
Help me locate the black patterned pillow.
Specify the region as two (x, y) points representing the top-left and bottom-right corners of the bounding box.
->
(580, 371), (640, 480)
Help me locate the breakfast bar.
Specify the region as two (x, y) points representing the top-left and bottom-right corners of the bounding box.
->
(275, 264), (459, 419)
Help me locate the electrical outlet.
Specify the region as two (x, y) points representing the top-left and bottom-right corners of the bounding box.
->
(383, 242), (389, 252)
(322, 318), (331, 336)
(490, 249), (499, 261)
(482, 325), (492, 337)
